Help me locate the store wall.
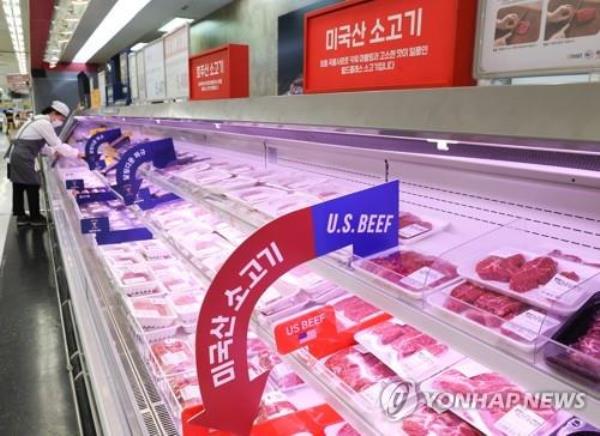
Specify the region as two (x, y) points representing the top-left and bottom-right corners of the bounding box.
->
(190, 0), (328, 97)
(32, 70), (81, 113)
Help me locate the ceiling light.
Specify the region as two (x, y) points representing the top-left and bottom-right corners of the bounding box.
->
(2, 0), (28, 74)
(130, 42), (148, 52)
(44, 0), (90, 67)
(73, 0), (153, 63)
(158, 17), (193, 33)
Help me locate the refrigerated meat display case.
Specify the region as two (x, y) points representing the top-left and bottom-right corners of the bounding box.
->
(45, 90), (600, 436)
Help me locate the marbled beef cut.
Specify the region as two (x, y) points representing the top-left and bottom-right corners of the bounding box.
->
(510, 256), (558, 292)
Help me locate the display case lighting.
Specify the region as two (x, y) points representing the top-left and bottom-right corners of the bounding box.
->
(73, 0), (153, 63)
(426, 139), (457, 152)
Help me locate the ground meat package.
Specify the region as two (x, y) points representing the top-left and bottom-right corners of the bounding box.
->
(429, 281), (562, 355)
(127, 295), (178, 329)
(355, 248), (460, 299)
(150, 338), (195, 377)
(112, 264), (163, 296)
(422, 359), (571, 436)
(545, 292), (600, 386)
(399, 211), (449, 244)
(320, 345), (403, 408)
(460, 248), (599, 316)
(166, 373), (202, 411)
(330, 295), (384, 330)
(355, 319), (464, 382)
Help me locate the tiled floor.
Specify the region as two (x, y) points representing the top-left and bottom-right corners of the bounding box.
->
(0, 134), (79, 435)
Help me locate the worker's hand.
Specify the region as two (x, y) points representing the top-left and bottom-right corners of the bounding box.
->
(496, 13), (520, 31)
(547, 4), (575, 23)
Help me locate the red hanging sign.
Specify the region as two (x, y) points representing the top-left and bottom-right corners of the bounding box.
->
(304, 0), (477, 94)
(189, 44), (249, 100)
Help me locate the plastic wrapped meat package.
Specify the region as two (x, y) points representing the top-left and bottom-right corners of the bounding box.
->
(320, 345), (403, 408)
(177, 167), (232, 186)
(104, 251), (145, 268)
(304, 180), (363, 200)
(214, 222), (249, 244)
(460, 248), (600, 316)
(208, 160), (255, 175)
(422, 359), (571, 436)
(136, 239), (173, 260)
(167, 292), (203, 325)
(159, 272), (204, 294)
(202, 175), (258, 193)
(151, 338), (195, 377)
(399, 211), (449, 244)
(355, 248), (459, 299)
(228, 185), (289, 207)
(429, 281), (562, 355)
(276, 265), (329, 294)
(147, 260), (190, 279)
(355, 318), (464, 382)
(254, 193), (319, 217)
(177, 231), (232, 261)
(200, 249), (234, 278)
(268, 363), (306, 392)
(330, 295), (384, 330)
(127, 295), (178, 329)
(112, 264), (163, 296)
(165, 373), (202, 411)
(545, 293), (600, 386)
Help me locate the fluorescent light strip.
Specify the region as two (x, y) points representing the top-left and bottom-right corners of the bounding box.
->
(130, 42), (147, 52)
(2, 0), (27, 74)
(73, 0), (153, 63)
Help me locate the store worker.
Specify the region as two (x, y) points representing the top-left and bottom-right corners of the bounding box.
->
(5, 100), (81, 226)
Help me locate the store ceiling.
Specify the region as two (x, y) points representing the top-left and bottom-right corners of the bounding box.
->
(61, 0), (232, 65)
(0, 0), (29, 87)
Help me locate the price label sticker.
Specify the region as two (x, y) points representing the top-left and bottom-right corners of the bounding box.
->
(135, 309), (161, 319)
(456, 359), (489, 378)
(400, 267), (446, 290)
(181, 385), (201, 402)
(494, 405), (545, 436)
(542, 274), (579, 301)
(398, 349), (437, 378)
(502, 310), (559, 342)
(400, 223), (431, 239)
(162, 351), (190, 366)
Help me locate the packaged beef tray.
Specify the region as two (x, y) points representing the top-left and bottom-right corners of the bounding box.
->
(398, 211), (449, 244)
(319, 345), (404, 409)
(422, 359), (571, 436)
(355, 318), (464, 382)
(428, 280), (562, 355)
(458, 248), (600, 316)
(354, 247), (460, 299)
(544, 292), (600, 387)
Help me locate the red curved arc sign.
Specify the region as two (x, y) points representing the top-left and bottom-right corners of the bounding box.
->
(189, 181), (399, 435)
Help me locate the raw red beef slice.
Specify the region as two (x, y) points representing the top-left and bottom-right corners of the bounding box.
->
(446, 282), (487, 312)
(473, 292), (526, 319)
(560, 271), (580, 282)
(510, 256), (558, 292)
(476, 254), (525, 282)
(369, 321), (421, 345)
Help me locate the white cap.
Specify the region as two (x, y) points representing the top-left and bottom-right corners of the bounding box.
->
(51, 100), (70, 118)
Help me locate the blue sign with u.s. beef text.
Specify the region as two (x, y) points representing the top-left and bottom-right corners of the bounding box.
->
(85, 128), (122, 170)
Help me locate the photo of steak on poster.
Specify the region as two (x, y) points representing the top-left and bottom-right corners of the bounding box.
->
(545, 0), (600, 41)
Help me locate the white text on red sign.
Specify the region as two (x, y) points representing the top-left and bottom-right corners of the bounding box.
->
(325, 8), (423, 51)
(208, 242), (284, 388)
